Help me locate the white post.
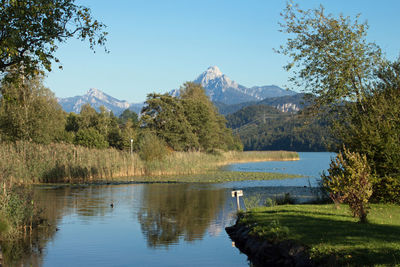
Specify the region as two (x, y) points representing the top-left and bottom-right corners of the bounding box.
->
(130, 139), (133, 155)
(231, 190), (243, 210)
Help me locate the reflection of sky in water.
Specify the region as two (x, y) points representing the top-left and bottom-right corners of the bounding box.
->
(16, 153), (334, 267)
(33, 184), (247, 267)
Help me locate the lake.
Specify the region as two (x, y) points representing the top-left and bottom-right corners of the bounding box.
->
(6, 152), (334, 266)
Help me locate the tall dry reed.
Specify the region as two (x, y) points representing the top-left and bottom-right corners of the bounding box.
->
(0, 142), (299, 184)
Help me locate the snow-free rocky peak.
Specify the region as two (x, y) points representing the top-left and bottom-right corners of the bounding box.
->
(86, 88), (106, 99)
(189, 66), (296, 105)
(194, 66), (238, 92)
(58, 88), (131, 115)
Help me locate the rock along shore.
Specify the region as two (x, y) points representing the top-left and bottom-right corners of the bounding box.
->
(225, 223), (314, 267)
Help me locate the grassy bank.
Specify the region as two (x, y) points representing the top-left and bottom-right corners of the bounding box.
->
(239, 204), (400, 266)
(0, 141), (299, 184)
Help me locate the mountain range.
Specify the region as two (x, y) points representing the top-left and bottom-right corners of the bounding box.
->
(170, 66), (296, 104)
(57, 66), (299, 115)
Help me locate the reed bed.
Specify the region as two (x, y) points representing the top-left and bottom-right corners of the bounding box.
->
(218, 151), (299, 165)
(0, 142), (299, 184)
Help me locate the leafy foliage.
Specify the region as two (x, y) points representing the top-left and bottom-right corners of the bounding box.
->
(226, 104), (336, 151)
(322, 147), (372, 222)
(371, 177), (400, 204)
(336, 60), (400, 179)
(0, 0), (107, 76)
(119, 109), (139, 126)
(74, 127), (109, 149)
(141, 82), (242, 152)
(141, 93), (199, 151)
(0, 74), (66, 143)
(138, 132), (169, 162)
(0, 185), (42, 240)
(278, 2), (400, 204)
(277, 1), (382, 109)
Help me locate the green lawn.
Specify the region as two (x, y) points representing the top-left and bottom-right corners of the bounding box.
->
(241, 204), (400, 266)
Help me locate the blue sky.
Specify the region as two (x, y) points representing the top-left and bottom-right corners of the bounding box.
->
(44, 0), (400, 103)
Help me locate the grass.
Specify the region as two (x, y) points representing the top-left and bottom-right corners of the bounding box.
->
(0, 141), (299, 184)
(239, 204), (400, 266)
(79, 171), (301, 184)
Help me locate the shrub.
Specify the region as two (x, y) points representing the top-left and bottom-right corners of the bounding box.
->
(74, 128), (109, 149)
(322, 147), (373, 223)
(0, 185), (42, 240)
(275, 193), (295, 205)
(138, 133), (169, 162)
(243, 194), (263, 210)
(371, 176), (400, 204)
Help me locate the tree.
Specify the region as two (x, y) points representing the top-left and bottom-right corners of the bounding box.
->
(277, 2), (383, 109)
(0, 0), (107, 77)
(336, 59), (400, 178)
(74, 127), (108, 149)
(120, 120), (137, 151)
(0, 74), (66, 143)
(180, 82), (243, 151)
(322, 147), (372, 223)
(119, 109), (139, 126)
(141, 84), (243, 152)
(140, 93), (198, 151)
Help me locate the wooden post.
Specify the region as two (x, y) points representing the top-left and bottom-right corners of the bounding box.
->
(231, 190), (243, 210)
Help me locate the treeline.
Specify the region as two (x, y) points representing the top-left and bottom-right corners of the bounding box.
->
(141, 82), (242, 152)
(0, 76), (241, 154)
(226, 104), (336, 151)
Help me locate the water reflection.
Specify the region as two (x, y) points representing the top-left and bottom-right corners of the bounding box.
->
(137, 184), (227, 248)
(3, 184), (241, 266)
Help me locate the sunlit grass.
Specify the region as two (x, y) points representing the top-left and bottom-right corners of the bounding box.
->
(240, 204), (400, 266)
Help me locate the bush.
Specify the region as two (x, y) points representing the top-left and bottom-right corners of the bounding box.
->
(0, 185), (42, 240)
(322, 147), (373, 223)
(371, 176), (400, 204)
(138, 133), (169, 162)
(74, 127), (109, 149)
(275, 193), (295, 205)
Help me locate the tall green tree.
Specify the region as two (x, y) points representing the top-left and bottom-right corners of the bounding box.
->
(0, 0), (107, 76)
(278, 2), (400, 203)
(180, 82), (242, 151)
(336, 60), (400, 178)
(119, 109), (139, 126)
(0, 75), (66, 143)
(180, 82), (219, 151)
(277, 2), (383, 109)
(141, 93), (199, 151)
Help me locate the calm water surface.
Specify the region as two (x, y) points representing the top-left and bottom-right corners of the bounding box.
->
(9, 152), (333, 266)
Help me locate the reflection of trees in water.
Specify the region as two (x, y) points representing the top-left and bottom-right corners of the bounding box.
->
(1, 185), (117, 266)
(137, 184), (226, 248)
(1, 187), (63, 266)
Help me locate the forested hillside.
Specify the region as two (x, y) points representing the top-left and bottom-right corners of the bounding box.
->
(226, 104), (337, 151)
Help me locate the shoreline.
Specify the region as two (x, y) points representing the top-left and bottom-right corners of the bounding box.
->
(225, 223), (313, 267)
(0, 141), (300, 184)
(227, 204), (400, 266)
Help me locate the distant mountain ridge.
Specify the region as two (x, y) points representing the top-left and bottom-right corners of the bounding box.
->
(215, 93), (307, 115)
(57, 66), (299, 115)
(171, 66), (296, 105)
(57, 88), (137, 115)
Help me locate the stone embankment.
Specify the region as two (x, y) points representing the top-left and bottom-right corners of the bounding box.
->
(226, 224), (314, 267)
